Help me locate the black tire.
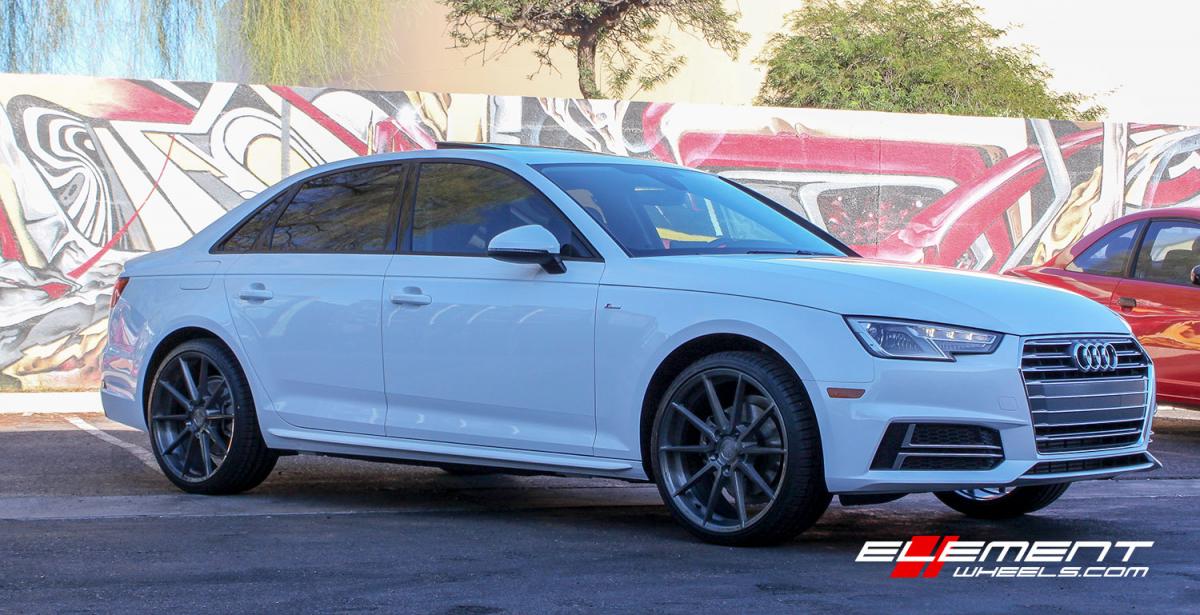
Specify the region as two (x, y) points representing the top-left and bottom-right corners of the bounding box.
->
(650, 351), (830, 546)
(934, 483), (1070, 519)
(147, 338), (277, 494)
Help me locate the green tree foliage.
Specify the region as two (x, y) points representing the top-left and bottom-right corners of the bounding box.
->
(756, 0), (1103, 120)
(442, 0), (749, 99)
(234, 0), (394, 86)
(0, 0), (393, 86)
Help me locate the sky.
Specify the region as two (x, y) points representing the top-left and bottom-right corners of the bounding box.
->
(980, 0), (1199, 125)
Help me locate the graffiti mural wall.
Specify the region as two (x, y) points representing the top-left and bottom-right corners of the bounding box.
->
(1, 72), (1198, 392)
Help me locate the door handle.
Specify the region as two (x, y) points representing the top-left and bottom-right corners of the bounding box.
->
(390, 292), (432, 306)
(238, 287), (274, 301)
(1117, 296), (1137, 309)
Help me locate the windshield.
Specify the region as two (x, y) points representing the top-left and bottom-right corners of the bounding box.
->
(535, 163), (848, 257)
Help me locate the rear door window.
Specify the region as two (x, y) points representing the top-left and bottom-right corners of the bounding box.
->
(215, 192), (289, 253)
(269, 165), (405, 253)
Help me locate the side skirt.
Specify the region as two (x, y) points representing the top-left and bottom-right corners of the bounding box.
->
(265, 427), (650, 481)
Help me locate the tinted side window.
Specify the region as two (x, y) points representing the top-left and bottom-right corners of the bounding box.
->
(269, 165), (404, 253)
(1133, 221), (1200, 285)
(410, 163), (591, 257)
(216, 192), (288, 253)
(1066, 222), (1141, 276)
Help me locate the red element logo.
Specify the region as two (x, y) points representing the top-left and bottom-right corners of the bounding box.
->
(890, 535), (959, 578)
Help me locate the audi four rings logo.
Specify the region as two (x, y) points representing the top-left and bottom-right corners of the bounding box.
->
(1072, 341), (1119, 372)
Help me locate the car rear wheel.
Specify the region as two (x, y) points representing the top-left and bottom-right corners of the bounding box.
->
(650, 351), (830, 546)
(934, 483), (1070, 519)
(147, 339), (277, 494)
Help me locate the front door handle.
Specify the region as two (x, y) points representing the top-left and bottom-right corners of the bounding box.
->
(1117, 296), (1137, 309)
(238, 286), (274, 301)
(390, 291), (432, 306)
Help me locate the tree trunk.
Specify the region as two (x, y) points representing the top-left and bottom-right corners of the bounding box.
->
(576, 30), (602, 99)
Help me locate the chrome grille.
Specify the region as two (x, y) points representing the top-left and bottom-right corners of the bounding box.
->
(1021, 337), (1150, 454)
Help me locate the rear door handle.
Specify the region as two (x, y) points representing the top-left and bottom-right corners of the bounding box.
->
(390, 292), (432, 306)
(238, 287), (274, 301)
(1117, 296), (1137, 309)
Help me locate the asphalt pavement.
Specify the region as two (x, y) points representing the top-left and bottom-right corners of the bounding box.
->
(1, 412), (1197, 614)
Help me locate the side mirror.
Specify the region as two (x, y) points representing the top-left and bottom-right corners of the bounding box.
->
(1192, 265), (1200, 286)
(487, 225), (566, 274)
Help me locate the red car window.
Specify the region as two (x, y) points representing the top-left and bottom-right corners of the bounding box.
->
(1133, 220), (1200, 285)
(1066, 222), (1142, 277)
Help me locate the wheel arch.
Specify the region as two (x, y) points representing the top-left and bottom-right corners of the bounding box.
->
(637, 331), (816, 479)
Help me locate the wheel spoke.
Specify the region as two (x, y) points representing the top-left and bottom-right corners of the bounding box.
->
(659, 444), (712, 454)
(158, 381), (191, 409)
(178, 358), (200, 402)
(208, 378), (228, 405)
(729, 375), (746, 430)
(180, 433), (195, 475)
(672, 461), (716, 497)
(732, 468), (749, 527)
(161, 427), (192, 455)
(737, 403), (778, 443)
(198, 435), (214, 476)
(742, 446), (786, 456)
(152, 414), (188, 423)
(208, 412), (235, 421)
(739, 461), (776, 501)
(702, 375), (729, 432)
(702, 471), (726, 526)
(197, 357), (210, 392)
(670, 402), (717, 441)
(206, 431), (228, 457)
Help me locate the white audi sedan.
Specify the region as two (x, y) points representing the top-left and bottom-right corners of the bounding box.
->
(100, 144), (1160, 545)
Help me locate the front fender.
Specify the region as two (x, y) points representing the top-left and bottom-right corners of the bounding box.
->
(593, 286), (874, 467)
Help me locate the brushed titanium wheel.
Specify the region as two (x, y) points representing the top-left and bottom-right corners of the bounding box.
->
(147, 339), (277, 494)
(651, 351), (830, 546)
(953, 487), (1010, 501)
(936, 483), (1071, 519)
(657, 368), (786, 533)
(149, 351), (235, 482)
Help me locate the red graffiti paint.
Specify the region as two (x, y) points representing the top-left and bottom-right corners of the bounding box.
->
(269, 86), (368, 156)
(66, 135), (176, 279)
(39, 282), (70, 299)
(0, 195), (23, 261)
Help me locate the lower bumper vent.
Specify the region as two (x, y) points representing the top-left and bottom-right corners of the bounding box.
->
(1024, 453), (1153, 475)
(871, 423), (1004, 471)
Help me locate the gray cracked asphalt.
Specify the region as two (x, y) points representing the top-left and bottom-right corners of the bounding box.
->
(1, 412), (1197, 614)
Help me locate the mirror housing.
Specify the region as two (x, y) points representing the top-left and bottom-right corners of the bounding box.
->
(1192, 265), (1200, 286)
(487, 225), (566, 274)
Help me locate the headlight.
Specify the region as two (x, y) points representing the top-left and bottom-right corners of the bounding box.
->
(846, 317), (1001, 361)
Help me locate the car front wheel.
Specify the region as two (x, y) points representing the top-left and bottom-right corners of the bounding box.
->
(935, 483), (1070, 519)
(147, 338), (277, 494)
(650, 351), (830, 546)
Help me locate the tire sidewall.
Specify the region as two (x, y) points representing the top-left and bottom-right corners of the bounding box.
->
(146, 339), (263, 492)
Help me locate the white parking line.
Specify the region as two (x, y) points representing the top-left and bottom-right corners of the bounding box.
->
(65, 416), (159, 472)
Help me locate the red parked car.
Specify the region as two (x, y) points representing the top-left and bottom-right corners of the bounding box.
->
(1008, 207), (1200, 406)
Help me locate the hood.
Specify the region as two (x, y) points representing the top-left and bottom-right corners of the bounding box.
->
(607, 255), (1130, 336)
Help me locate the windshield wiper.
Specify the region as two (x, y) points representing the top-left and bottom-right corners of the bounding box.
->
(746, 249), (838, 256)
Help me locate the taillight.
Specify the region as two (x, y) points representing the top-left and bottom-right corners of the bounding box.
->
(110, 277), (129, 309)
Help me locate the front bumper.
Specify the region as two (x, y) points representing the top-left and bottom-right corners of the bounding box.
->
(817, 334), (1159, 494)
